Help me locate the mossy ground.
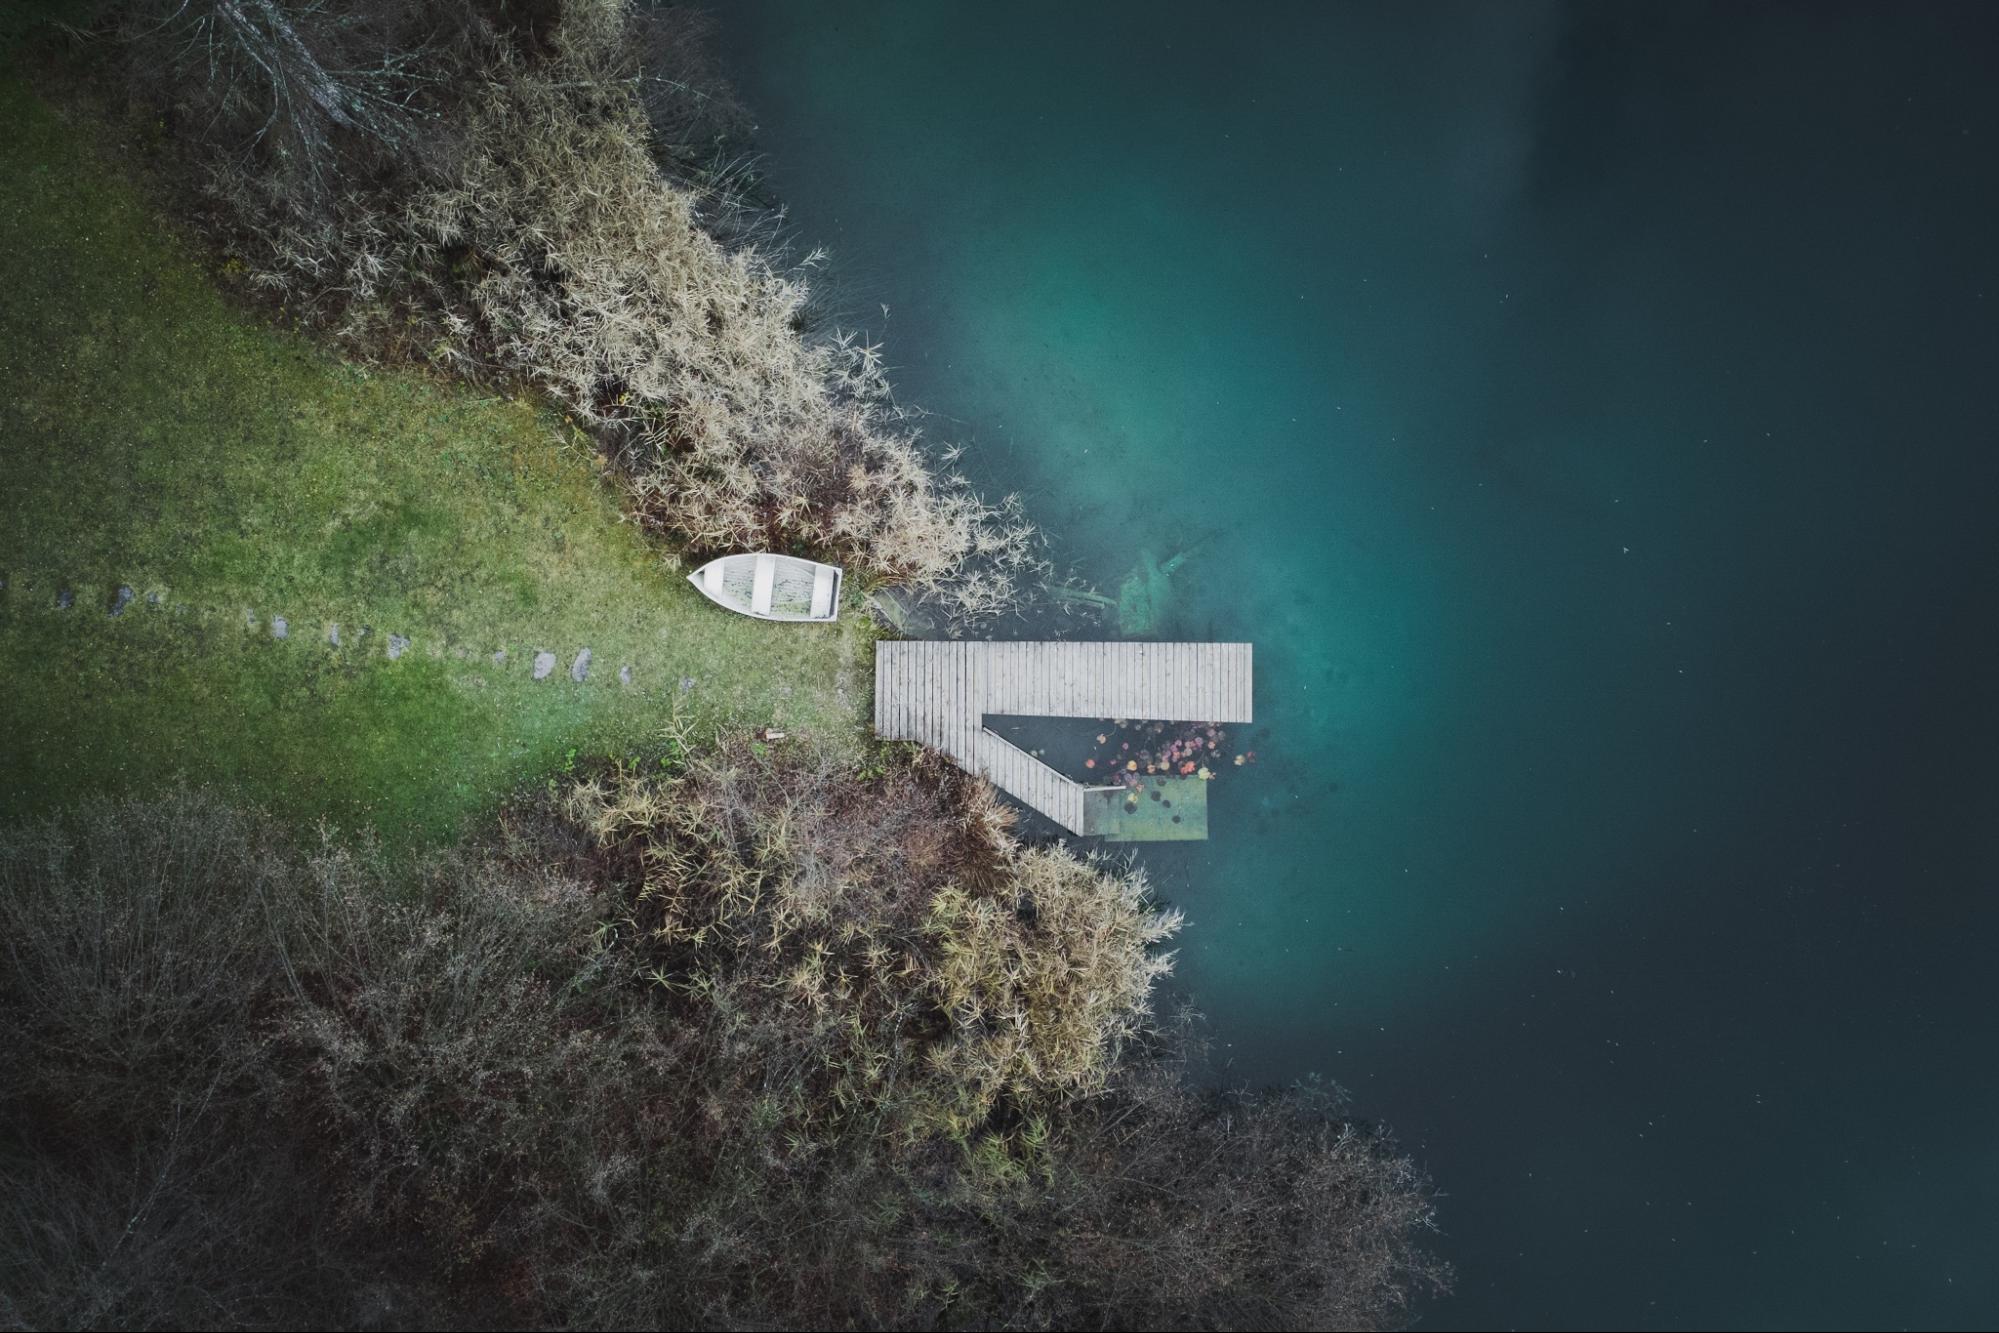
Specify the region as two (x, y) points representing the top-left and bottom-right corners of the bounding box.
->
(0, 75), (870, 844)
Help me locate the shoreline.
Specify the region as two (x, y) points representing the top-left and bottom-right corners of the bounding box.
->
(0, 8), (1451, 1327)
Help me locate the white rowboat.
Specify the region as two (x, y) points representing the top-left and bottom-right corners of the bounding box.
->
(687, 553), (843, 623)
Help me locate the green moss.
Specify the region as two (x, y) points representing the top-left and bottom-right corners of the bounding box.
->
(0, 77), (867, 844)
(1084, 775), (1210, 841)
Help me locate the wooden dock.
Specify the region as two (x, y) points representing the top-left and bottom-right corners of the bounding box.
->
(873, 641), (1253, 835)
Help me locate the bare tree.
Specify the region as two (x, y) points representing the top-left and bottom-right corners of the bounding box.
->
(117, 0), (477, 200)
(2, 779), (1444, 1329)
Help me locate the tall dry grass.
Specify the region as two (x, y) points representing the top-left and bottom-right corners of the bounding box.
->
(565, 734), (1178, 1140)
(2, 778), (1442, 1329)
(115, 0), (1042, 623)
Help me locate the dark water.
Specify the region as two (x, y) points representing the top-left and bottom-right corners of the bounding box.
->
(718, 4), (1999, 1326)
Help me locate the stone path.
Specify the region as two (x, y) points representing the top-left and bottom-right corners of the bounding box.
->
(9, 575), (653, 691)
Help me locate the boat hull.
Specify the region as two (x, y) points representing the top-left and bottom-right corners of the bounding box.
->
(687, 553), (843, 623)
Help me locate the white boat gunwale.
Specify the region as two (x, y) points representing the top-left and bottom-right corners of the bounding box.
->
(687, 552), (844, 623)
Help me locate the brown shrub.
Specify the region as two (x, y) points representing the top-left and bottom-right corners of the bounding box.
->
(564, 735), (1178, 1141)
(109, 0), (1043, 623)
(2, 777), (1443, 1329)
(1017, 1059), (1454, 1331)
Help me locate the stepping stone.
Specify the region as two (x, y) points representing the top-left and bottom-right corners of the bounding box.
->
(570, 648), (591, 683)
(678, 676), (695, 692)
(146, 591), (162, 606)
(328, 623), (341, 647)
(618, 665), (632, 686)
(55, 588), (73, 610)
(271, 616), (288, 640)
(386, 634), (409, 661)
(108, 586), (133, 617)
(532, 650), (556, 680)
(492, 649), (507, 666)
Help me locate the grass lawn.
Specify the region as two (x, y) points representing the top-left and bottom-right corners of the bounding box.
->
(0, 75), (871, 844)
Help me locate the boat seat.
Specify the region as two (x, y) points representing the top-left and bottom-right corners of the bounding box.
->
(750, 554), (777, 615)
(809, 566), (837, 619)
(703, 561), (727, 596)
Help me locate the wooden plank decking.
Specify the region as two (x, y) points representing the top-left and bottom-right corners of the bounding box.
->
(874, 641), (1253, 834)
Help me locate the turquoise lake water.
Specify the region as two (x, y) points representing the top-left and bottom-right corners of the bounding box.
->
(720, 4), (1998, 1326)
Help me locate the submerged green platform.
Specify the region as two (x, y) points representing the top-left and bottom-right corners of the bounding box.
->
(1084, 774), (1208, 841)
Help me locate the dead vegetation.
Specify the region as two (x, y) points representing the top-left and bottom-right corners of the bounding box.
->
(97, 0), (1043, 625)
(1, 773), (1447, 1329)
(564, 737), (1180, 1144)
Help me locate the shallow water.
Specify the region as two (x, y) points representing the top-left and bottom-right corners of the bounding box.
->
(720, 4), (1999, 1325)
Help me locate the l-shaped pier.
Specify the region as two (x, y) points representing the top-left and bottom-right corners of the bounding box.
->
(873, 640), (1253, 835)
